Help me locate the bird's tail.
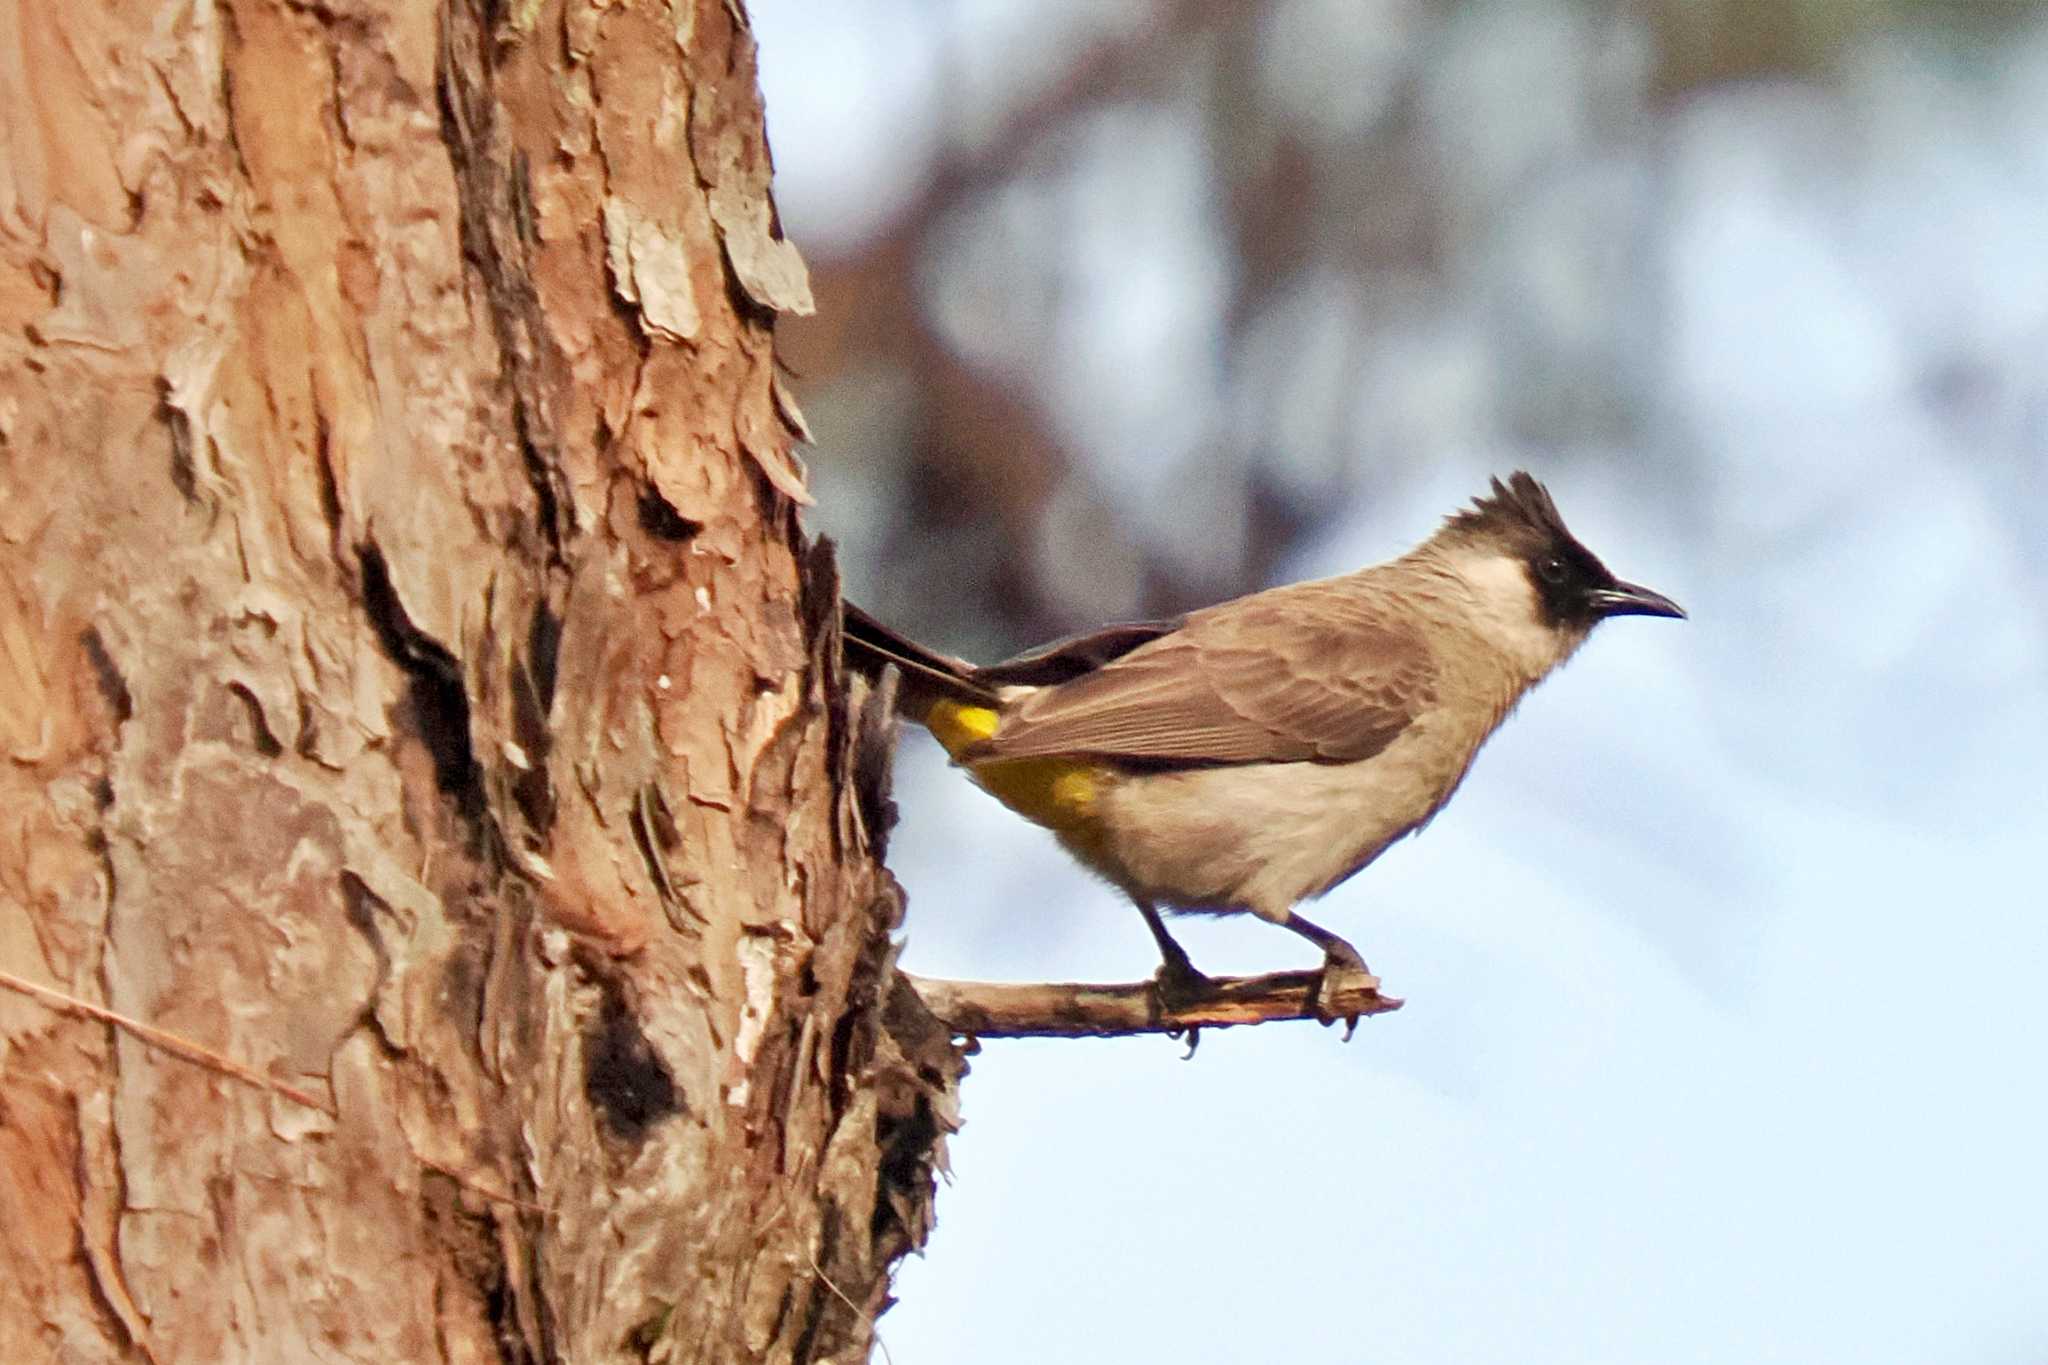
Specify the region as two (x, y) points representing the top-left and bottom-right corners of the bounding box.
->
(840, 602), (1001, 722)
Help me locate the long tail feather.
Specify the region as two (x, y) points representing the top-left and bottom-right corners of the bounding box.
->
(841, 602), (1002, 714)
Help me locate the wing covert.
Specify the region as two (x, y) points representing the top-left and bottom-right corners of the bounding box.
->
(974, 581), (1434, 766)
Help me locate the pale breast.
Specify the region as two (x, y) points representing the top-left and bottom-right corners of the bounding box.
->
(1090, 715), (1488, 922)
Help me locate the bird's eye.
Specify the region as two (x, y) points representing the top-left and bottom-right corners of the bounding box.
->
(1536, 555), (1567, 585)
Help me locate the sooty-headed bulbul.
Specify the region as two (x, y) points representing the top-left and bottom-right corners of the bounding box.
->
(842, 472), (1684, 1006)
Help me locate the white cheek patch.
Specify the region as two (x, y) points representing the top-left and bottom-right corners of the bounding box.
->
(1452, 552), (1570, 678)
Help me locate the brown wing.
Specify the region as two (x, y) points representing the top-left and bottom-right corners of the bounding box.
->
(975, 578), (1435, 766)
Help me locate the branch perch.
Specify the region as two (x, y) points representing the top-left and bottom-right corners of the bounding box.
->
(903, 968), (1402, 1041)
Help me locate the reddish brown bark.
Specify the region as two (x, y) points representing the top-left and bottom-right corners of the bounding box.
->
(0, 3), (958, 1362)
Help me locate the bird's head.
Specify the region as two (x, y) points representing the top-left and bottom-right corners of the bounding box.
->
(1432, 471), (1685, 672)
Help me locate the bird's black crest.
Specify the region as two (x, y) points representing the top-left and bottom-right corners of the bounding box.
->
(1446, 471), (1574, 548)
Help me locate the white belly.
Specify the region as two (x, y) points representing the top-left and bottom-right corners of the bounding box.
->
(1088, 721), (1482, 922)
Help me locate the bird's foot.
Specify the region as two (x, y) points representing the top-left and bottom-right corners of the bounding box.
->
(1151, 951), (1217, 1056)
(1308, 940), (1376, 1039)
(1150, 951), (1216, 1015)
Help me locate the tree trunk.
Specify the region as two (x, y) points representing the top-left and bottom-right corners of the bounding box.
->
(0, 3), (960, 1362)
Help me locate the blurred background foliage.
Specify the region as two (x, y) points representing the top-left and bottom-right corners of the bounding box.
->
(752, 2), (2048, 1362)
(764, 0), (2045, 657)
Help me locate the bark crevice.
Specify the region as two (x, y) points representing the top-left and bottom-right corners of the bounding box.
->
(357, 538), (488, 828)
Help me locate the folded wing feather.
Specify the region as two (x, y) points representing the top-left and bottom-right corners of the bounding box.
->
(974, 580), (1435, 766)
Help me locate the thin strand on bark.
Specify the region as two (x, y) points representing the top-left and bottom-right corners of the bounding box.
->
(0, 967), (331, 1112)
(0, 968), (545, 1213)
(903, 969), (1402, 1040)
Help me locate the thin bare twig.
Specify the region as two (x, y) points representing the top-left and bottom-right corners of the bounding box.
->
(902, 968), (1402, 1041)
(2, 966), (545, 1213)
(0, 966), (331, 1111)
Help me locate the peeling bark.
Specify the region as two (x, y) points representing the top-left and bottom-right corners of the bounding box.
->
(0, 4), (957, 1363)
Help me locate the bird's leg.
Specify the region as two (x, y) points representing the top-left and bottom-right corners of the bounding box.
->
(1279, 910), (1374, 1026)
(1135, 898), (1213, 1008)
(1277, 908), (1369, 973)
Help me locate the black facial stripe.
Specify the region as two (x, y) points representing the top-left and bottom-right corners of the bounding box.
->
(1526, 539), (1614, 627)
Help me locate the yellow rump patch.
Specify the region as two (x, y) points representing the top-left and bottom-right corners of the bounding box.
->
(924, 699), (1105, 850)
(925, 699), (1001, 756)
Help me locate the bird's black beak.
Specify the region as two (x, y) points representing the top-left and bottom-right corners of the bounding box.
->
(1586, 580), (1686, 620)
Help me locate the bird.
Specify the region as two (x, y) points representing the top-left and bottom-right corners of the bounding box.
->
(842, 472), (1684, 1009)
